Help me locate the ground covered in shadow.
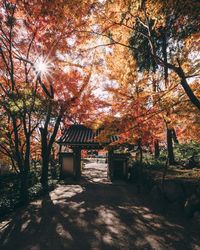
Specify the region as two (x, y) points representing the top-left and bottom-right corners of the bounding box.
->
(0, 162), (200, 250)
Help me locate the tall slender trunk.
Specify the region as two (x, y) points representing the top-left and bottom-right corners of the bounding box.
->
(142, 7), (200, 110)
(40, 101), (52, 191)
(25, 137), (31, 172)
(154, 139), (160, 159)
(40, 107), (62, 191)
(172, 128), (179, 144)
(167, 128), (175, 165)
(20, 169), (28, 204)
(12, 116), (29, 204)
(41, 156), (50, 190)
(20, 140), (31, 204)
(137, 139), (143, 164)
(40, 127), (49, 191)
(162, 29), (176, 165)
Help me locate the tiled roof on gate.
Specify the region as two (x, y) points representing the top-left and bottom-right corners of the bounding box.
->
(57, 124), (118, 145)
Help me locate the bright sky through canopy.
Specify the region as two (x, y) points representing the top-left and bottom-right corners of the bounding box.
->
(34, 56), (52, 79)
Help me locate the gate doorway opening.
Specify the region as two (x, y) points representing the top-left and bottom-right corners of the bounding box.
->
(57, 124), (128, 182)
(81, 150), (109, 183)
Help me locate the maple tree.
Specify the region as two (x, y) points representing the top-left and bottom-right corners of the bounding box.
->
(0, 1), (44, 202)
(0, 0), (199, 207)
(39, 68), (94, 189)
(128, 0), (199, 162)
(0, 0), (100, 198)
(87, 0), (200, 162)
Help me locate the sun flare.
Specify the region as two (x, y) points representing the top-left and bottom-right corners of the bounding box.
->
(34, 56), (52, 79)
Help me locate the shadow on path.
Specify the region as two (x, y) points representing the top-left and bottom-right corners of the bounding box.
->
(0, 162), (200, 250)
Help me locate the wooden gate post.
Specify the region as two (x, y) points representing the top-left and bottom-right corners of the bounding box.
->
(73, 148), (81, 180)
(108, 149), (114, 180)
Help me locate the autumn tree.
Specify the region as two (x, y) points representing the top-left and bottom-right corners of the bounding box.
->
(86, 0), (200, 161)
(39, 68), (93, 190)
(19, 0), (105, 190)
(0, 1), (45, 203)
(0, 0), (99, 197)
(89, 0), (199, 109)
(103, 49), (164, 159)
(128, 0), (200, 162)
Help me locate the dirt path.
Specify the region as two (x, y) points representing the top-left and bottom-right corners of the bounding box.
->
(0, 160), (200, 250)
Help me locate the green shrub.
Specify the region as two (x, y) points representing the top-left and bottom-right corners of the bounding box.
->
(0, 169), (59, 217)
(174, 142), (200, 163)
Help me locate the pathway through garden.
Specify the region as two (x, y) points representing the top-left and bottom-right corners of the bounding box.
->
(0, 159), (200, 250)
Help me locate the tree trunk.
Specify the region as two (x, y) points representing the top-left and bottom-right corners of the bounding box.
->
(25, 137), (31, 172)
(172, 128), (179, 144)
(154, 139), (160, 159)
(20, 170), (28, 205)
(40, 128), (50, 191)
(167, 128), (175, 165)
(137, 139), (143, 164)
(143, 9), (200, 111)
(162, 157), (169, 191)
(20, 144), (31, 204)
(41, 154), (50, 191)
(161, 30), (176, 165)
(12, 115), (30, 204)
(177, 69), (200, 110)
(40, 111), (62, 190)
